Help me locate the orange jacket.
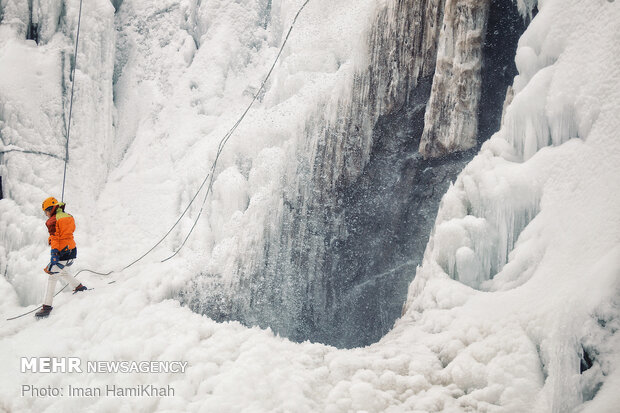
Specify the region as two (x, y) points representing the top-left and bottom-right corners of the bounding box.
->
(46, 203), (76, 251)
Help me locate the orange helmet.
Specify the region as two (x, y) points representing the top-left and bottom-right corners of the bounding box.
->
(42, 197), (58, 211)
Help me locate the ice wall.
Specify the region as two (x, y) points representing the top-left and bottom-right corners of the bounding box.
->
(419, 0), (534, 159)
(185, 0), (527, 347)
(419, 0), (490, 158)
(0, 0), (116, 303)
(182, 0), (451, 345)
(261, 0), (448, 342)
(1, 0), (526, 349)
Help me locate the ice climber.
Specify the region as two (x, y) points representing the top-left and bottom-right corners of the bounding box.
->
(35, 197), (87, 318)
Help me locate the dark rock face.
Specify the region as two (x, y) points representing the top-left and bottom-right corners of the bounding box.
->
(185, 0), (528, 348)
(479, 0), (528, 145)
(262, 0), (448, 346)
(314, 79), (477, 347)
(111, 0), (124, 13)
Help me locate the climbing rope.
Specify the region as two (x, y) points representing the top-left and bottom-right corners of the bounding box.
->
(0, 147), (63, 160)
(61, 0), (84, 203)
(4, 278), (116, 321)
(5, 0), (312, 320)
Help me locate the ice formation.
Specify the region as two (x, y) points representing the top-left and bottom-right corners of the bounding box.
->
(183, 0), (527, 347)
(0, 0), (619, 411)
(419, 0), (490, 158)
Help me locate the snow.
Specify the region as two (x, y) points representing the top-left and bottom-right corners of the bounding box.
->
(1, 0), (620, 412)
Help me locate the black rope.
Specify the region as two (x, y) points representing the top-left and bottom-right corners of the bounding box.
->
(6, 306), (40, 320)
(61, 0), (84, 203)
(5, 279), (116, 320)
(0, 148), (63, 160)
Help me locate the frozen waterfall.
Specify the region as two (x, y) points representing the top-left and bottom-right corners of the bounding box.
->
(0, 0), (619, 411)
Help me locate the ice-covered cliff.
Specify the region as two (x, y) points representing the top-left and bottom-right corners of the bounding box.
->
(181, 0), (529, 347)
(419, 0), (490, 158)
(0, 0), (529, 347)
(0, 0), (116, 303)
(0, 0), (619, 411)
